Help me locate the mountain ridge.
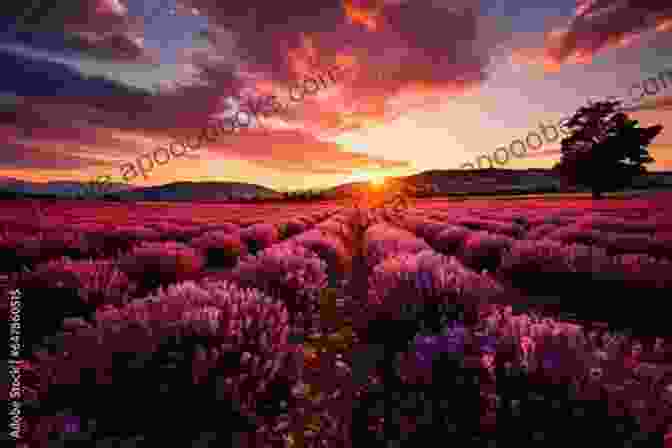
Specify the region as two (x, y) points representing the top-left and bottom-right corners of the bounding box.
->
(1, 169), (671, 201)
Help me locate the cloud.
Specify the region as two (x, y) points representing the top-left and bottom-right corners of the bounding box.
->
(175, 0), (497, 134)
(0, 48), (151, 106)
(202, 127), (412, 175)
(1, 0), (158, 63)
(0, 139), (110, 170)
(0, 55), (409, 178)
(0, 0), (517, 181)
(0, 49), (163, 134)
(511, 0), (672, 71)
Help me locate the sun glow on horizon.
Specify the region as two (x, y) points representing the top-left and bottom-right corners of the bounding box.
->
(370, 176), (386, 187)
(343, 168), (388, 186)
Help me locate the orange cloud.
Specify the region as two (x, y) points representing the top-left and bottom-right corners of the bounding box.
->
(343, 0), (384, 31)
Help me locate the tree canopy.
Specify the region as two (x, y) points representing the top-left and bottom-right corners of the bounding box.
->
(554, 99), (663, 199)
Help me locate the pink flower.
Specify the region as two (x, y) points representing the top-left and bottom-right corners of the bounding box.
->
(291, 228), (350, 280)
(545, 224), (601, 246)
(35, 279), (293, 428)
(368, 250), (504, 310)
(229, 242), (327, 325)
(190, 231), (247, 268)
(365, 224), (431, 269)
(459, 231), (514, 272)
(526, 224), (560, 240)
(239, 223), (279, 254)
(433, 225), (471, 254)
(33, 257), (137, 307)
(119, 241), (204, 292)
(499, 239), (573, 276)
(520, 336), (535, 357)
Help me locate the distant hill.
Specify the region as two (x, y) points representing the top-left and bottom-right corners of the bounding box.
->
(0, 177), (136, 198)
(399, 169), (565, 195)
(321, 181), (372, 198)
(318, 169), (568, 197)
(1, 170), (671, 201)
(111, 181), (281, 201)
(387, 169), (672, 196)
(0, 178), (279, 201)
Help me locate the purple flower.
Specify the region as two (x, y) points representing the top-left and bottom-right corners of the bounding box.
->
(542, 351), (560, 370)
(229, 242), (327, 324)
(291, 228), (349, 279)
(368, 250), (504, 308)
(417, 269), (433, 291)
(459, 231), (514, 272)
(365, 224), (431, 269)
(433, 225), (471, 254)
(411, 330), (465, 370)
(64, 416), (80, 433)
(479, 335), (498, 352)
(118, 240), (205, 290)
(35, 279), (293, 431)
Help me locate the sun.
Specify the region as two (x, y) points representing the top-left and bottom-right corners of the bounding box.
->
(370, 177), (385, 186)
(345, 169), (386, 185)
(369, 176), (386, 190)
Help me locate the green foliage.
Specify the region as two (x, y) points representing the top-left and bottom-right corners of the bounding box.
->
(556, 99), (663, 199)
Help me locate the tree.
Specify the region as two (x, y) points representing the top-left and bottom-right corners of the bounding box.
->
(555, 99), (662, 199)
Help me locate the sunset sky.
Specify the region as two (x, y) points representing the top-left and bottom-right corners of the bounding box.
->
(1, 0), (671, 191)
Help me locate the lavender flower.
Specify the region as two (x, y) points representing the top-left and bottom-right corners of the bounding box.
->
(368, 250), (504, 331)
(526, 224), (561, 240)
(291, 228), (350, 285)
(432, 225), (471, 254)
(499, 239), (573, 277)
(229, 242), (327, 326)
(411, 330), (465, 370)
(119, 241), (205, 293)
(190, 231), (247, 268)
(365, 224), (431, 269)
(35, 279), (293, 434)
(459, 231), (514, 272)
(239, 223), (279, 254)
(33, 257), (137, 307)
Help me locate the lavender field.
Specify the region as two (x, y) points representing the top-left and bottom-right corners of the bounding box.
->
(5, 0), (672, 445)
(2, 194), (672, 447)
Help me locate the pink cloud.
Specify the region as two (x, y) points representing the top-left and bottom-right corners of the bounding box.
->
(512, 0), (672, 71)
